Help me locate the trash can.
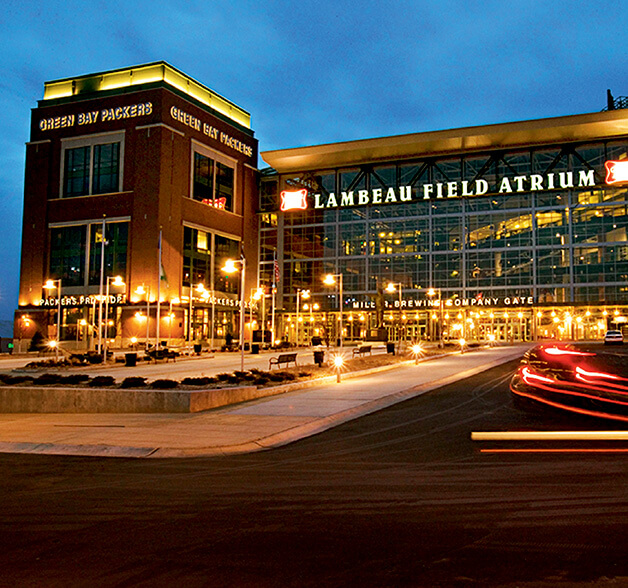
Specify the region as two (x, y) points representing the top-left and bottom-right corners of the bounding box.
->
(386, 342), (396, 355)
(251, 343), (260, 354)
(193, 344), (202, 355)
(125, 352), (137, 367)
(313, 350), (325, 367)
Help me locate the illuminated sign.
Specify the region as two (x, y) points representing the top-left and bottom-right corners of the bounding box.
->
(39, 102), (152, 131)
(39, 294), (126, 307)
(352, 296), (534, 309)
(605, 160), (628, 184)
(308, 171), (597, 210)
(170, 106), (253, 157)
(280, 189), (308, 211)
(202, 197), (227, 209)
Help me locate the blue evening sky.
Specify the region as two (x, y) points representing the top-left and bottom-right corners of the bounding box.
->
(1, 0), (627, 323)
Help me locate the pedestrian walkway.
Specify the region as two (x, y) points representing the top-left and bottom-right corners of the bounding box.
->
(0, 345), (530, 459)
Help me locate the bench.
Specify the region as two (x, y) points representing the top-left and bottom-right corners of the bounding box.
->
(269, 352), (298, 369)
(352, 345), (372, 357)
(146, 348), (179, 363)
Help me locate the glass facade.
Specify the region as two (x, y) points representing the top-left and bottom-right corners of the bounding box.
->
(192, 151), (235, 211)
(261, 139), (628, 343)
(62, 141), (120, 197)
(49, 221), (128, 287)
(182, 226), (240, 295)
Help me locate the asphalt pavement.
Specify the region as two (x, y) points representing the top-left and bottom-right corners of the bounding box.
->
(0, 344), (531, 459)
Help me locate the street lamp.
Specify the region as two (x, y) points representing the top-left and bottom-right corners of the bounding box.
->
(43, 279), (62, 360)
(250, 287), (263, 348)
(188, 283), (207, 347)
(222, 256), (246, 372)
(386, 282), (403, 351)
(427, 288), (443, 348)
(135, 285), (151, 348)
(295, 288), (310, 347)
(323, 273), (343, 348)
(104, 275), (125, 361)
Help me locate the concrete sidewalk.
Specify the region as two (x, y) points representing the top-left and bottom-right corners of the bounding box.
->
(0, 345), (530, 459)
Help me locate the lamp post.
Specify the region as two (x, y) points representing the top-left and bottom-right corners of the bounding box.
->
(323, 274), (343, 348)
(189, 283), (207, 347)
(222, 256), (246, 372)
(104, 275), (125, 361)
(295, 288), (310, 347)
(386, 282), (403, 351)
(43, 279), (62, 360)
(250, 287), (263, 349)
(135, 285), (151, 349)
(427, 287), (443, 348)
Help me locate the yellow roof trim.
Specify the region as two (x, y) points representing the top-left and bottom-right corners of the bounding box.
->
(43, 62), (251, 129)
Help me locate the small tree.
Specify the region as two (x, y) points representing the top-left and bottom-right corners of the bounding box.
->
(28, 331), (45, 352)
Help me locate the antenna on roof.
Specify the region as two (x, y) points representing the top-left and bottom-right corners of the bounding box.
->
(607, 89), (615, 110)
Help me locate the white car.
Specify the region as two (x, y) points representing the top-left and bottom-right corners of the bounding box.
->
(604, 330), (624, 345)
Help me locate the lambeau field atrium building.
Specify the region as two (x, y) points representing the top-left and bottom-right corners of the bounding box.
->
(13, 61), (628, 350)
(260, 99), (628, 346)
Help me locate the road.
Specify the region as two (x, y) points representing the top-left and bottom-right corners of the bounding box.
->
(2, 358), (628, 587)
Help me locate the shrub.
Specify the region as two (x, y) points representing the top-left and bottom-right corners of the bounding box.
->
(268, 372), (285, 382)
(151, 379), (179, 389)
(88, 376), (116, 387)
(25, 359), (71, 369)
(233, 370), (256, 381)
(120, 376), (147, 388)
(181, 377), (213, 387)
(60, 374), (90, 385)
(35, 373), (63, 385)
(298, 371), (312, 378)
(6, 375), (35, 385)
(216, 373), (232, 381)
(28, 331), (45, 352)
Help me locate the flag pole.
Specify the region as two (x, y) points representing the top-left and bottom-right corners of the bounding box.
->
(156, 229), (162, 347)
(97, 215), (106, 355)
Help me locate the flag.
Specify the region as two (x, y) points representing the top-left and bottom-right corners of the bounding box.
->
(274, 258), (281, 284)
(160, 263), (169, 287)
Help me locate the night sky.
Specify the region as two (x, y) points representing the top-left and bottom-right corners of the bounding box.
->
(1, 0), (627, 323)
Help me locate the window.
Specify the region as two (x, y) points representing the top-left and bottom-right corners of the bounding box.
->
(88, 222), (129, 285)
(183, 227), (241, 295)
(61, 133), (123, 198)
(49, 225), (87, 286)
(192, 147), (236, 212)
(49, 220), (129, 287)
(183, 226), (212, 288)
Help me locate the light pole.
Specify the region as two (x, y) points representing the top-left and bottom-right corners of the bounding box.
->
(43, 279), (62, 360)
(104, 275), (125, 361)
(427, 287), (443, 348)
(386, 282), (403, 351)
(323, 274), (344, 348)
(295, 288), (310, 347)
(250, 287), (263, 348)
(190, 283), (208, 346)
(222, 256), (246, 372)
(135, 285), (151, 348)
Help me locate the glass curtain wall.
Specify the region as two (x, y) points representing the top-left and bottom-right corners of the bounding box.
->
(262, 139), (628, 342)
